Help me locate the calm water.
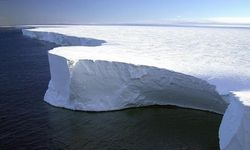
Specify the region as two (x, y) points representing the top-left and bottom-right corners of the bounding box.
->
(0, 28), (222, 150)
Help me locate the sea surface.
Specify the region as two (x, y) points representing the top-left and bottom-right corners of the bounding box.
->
(0, 28), (222, 150)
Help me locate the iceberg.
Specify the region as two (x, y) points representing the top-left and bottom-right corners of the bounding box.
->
(45, 46), (226, 113)
(22, 25), (250, 150)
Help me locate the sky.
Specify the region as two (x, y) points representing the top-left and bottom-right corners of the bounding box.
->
(0, 0), (250, 26)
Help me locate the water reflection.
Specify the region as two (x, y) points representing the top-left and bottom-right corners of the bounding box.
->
(46, 105), (222, 150)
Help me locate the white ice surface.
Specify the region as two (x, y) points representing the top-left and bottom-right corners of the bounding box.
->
(23, 26), (250, 95)
(22, 25), (250, 150)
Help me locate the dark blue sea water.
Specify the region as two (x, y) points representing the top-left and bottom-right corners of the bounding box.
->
(0, 28), (222, 150)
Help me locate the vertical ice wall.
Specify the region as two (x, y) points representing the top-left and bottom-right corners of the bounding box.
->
(219, 91), (250, 150)
(44, 51), (227, 113)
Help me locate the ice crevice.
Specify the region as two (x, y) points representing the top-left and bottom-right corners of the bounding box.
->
(22, 27), (250, 150)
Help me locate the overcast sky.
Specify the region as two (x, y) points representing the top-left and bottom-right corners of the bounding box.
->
(1, 0), (250, 26)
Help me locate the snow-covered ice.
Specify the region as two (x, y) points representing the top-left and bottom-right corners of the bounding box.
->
(46, 46), (226, 113)
(22, 26), (250, 95)
(219, 91), (250, 150)
(22, 25), (250, 150)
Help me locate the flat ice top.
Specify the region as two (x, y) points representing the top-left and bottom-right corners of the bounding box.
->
(28, 25), (250, 94)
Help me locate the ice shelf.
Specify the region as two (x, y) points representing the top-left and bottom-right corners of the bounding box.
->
(22, 26), (250, 150)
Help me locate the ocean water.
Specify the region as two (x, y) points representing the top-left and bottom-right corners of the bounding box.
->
(0, 28), (222, 150)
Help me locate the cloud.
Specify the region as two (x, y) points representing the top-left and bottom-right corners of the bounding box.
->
(206, 17), (250, 24)
(135, 17), (250, 26)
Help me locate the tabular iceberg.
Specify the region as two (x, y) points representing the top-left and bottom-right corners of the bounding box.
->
(22, 25), (250, 150)
(45, 46), (226, 113)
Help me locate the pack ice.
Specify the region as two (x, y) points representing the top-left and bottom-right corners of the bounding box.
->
(22, 25), (250, 150)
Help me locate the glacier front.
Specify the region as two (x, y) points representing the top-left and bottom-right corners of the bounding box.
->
(22, 25), (250, 150)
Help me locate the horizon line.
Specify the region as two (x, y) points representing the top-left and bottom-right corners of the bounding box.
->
(1, 22), (250, 30)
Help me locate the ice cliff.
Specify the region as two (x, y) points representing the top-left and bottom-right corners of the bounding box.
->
(22, 26), (250, 150)
(219, 91), (250, 150)
(46, 46), (226, 113)
(22, 29), (106, 46)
